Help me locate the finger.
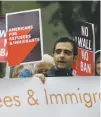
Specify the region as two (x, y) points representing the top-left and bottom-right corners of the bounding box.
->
(42, 77), (46, 84)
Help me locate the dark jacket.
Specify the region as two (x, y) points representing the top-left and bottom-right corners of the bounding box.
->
(44, 66), (73, 77)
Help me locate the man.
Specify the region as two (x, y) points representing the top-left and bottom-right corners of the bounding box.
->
(34, 37), (78, 79)
(44, 37), (78, 77)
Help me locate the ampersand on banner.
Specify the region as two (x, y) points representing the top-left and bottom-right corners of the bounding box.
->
(27, 89), (39, 106)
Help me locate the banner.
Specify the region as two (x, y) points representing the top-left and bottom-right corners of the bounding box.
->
(6, 9), (43, 66)
(0, 76), (100, 117)
(73, 21), (95, 76)
(0, 16), (7, 62)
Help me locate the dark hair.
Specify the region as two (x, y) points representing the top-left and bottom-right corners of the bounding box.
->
(53, 37), (78, 56)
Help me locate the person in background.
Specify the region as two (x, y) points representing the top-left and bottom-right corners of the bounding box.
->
(33, 54), (55, 83)
(34, 54), (55, 74)
(12, 64), (33, 78)
(95, 50), (101, 76)
(12, 64), (45, 83)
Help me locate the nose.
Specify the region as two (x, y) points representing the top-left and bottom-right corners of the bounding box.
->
(60, 51), (65, 58)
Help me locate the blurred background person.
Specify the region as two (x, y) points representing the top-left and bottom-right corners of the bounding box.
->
(12, 64), (45, 83)
(95, 50), (101, 76)
(12, 64), (33, 78)
(34, 54), (55, 74)
(33, 54), (55, 83)
(12, 54), (54, 83)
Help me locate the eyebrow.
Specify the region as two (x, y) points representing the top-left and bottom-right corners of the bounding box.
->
(55, 49), (73, 52)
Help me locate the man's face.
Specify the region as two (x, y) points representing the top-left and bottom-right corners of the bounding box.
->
(53, 42), (75, 69)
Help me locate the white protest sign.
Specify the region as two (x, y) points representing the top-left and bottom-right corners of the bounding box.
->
(0, 76), (100, 117)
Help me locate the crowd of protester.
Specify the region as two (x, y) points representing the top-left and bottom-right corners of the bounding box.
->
(10, 37), (101, 84)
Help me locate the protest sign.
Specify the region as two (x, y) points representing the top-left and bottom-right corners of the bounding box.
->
(6, 9), (43, 66)
(0, 76), (100, 117)
(0, 16), (7, 62)
(73, 21), (95, 76)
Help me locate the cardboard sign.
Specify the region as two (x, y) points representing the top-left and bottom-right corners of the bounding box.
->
(6, 9), (43, 66)
(73, 21), (95, 76)
(0, 16), (7, 62)
(0, 76), (100, 117)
